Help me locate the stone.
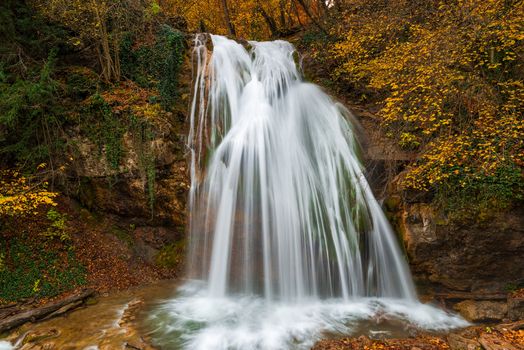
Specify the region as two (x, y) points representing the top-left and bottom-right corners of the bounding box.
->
(133, 238), (159, 265)
(508, 296), (524, 321)
(394, 198), (524, 293)
(23, 329), (59, 344)
(134, 226), (175, 250)
(447, 333), (481, 350)
(478, 333), (518, 350)
(454, 300), (508, 322)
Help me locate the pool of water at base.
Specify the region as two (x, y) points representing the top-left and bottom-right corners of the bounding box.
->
(0, 280), (468, 350)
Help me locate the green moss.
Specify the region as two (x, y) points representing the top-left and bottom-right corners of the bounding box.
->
(434, 163), (524, 224)
(83, 93), (125, 170)
(110, 226), (133, 247)
(129, 115), (157, 217)
(155, 239), (186, 269)
(384, 195), (401, 212)
(85, 297), (98, 306)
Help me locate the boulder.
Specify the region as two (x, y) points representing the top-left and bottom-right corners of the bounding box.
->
(392, 197), (524, 293)
(478, 333), (519, 350)
(454, 300), (508, 322)
(447, 333), (481, 350)
(508, 296), (524, 321)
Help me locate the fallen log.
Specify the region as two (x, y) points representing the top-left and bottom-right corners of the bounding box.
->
(0, 305), (21, 320)
(0, 288), (94, 333)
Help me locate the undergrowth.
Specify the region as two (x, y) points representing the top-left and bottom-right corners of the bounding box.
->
(0, 208), (86, 303)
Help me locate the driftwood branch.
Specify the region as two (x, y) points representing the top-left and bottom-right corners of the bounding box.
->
(0, 289), (94, 333)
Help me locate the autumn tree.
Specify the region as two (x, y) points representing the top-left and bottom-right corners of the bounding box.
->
(33, 0), (164, 82)
(319, 0), (524, 216)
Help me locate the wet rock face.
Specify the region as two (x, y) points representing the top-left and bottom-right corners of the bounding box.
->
(350, 105), (523, 296)
(71, 127), (190, 266)
(508, 296), (524, 321)
(390, 196), (524, 293)
(71, 118), (189, 223)
(454, 300), (508, 322)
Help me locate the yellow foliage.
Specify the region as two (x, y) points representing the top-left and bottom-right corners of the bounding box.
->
(161, 0), (313, 39)
(325, 0), (524, 193)
(0, 170), (58, 217)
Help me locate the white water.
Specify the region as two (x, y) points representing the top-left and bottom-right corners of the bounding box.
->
(0, 342), (12, 350)
(147, 34), (467, 349)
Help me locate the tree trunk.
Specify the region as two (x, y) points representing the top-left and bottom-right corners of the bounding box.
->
(279, 0), (287, 28)
(294, 0), (327, 34)
(92, 0), (119, 81)
(220, 0), (236, 36)
(291, 0), (304, 27)
(256, 5), (279, 37)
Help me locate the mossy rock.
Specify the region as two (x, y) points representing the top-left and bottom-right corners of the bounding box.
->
(110, 226), (133, 247)
(155, 239), (186, 269)
(85, 296), (98, 306)
(384, 195), (401, 212)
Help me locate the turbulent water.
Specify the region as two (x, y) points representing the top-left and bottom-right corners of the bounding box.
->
(145, 34), (467, 350)
(0, 342), (13, 350)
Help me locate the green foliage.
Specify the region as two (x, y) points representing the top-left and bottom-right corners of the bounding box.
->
(157, 25), (185, 109)
(0, 0), (69, 64)
(120, 25), (185, 109)
(65, 67), (99, 100)
(0, 50), (65, 168)
(83, 94), (125, 170)
(156, 239), (186, 269)
(0, 236), (86, 302)
(398, 132), (420, 150)
(130, 115), (156, 215)
(435, 163), (524, 222)
(505, 283), (519, 293)
(43, 208), (70, 242)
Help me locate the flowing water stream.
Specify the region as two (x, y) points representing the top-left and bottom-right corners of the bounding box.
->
(142, 35), (467, 349)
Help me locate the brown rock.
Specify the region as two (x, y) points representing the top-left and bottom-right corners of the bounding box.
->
(508, 297), (524, 321)
(455, 300), (508, 322)
(478, 333), (518, 350)
(447, 333), (481, 350)
(393, 198), (524, 293)
(134, 227), (176, 250)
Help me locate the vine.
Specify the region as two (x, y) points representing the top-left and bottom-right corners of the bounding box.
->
(83, 93), (125, 170)
(130, 114), (157, 217)
(120, 24), (185, 109)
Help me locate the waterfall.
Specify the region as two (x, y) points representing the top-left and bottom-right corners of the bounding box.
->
(146, 34), (467, 350)
(187, 34), (415, 301)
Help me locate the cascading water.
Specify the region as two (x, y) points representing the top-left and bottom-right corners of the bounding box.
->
(146, 34), (467, 350)
(187, 34), (416, 301)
